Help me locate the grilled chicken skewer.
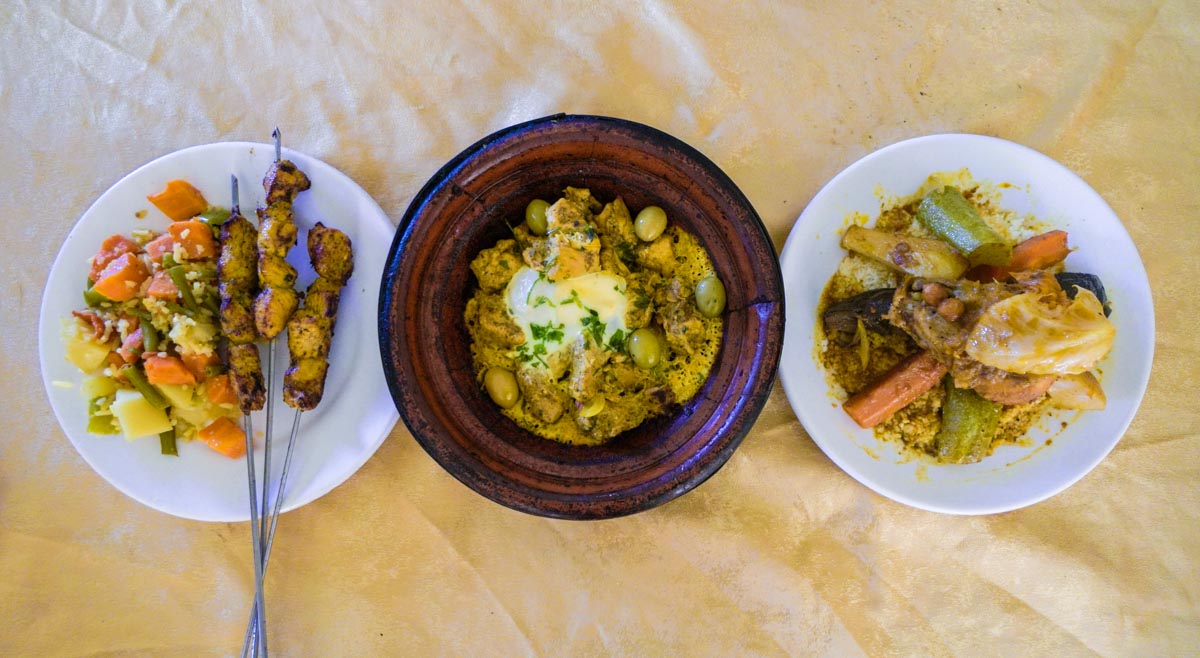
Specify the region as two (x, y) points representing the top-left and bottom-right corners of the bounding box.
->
(219, 176), (266, 413)
(283, 223), (354, 410)
(219, 175), (268, 658)
(242, 130), (310, 658)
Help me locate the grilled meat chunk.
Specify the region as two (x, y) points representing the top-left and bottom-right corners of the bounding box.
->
(263, 160), (311, 205)
(308, 222), (354, 284)
(218, 215), (258, 290)
(255, 286), (299, 339)
(257, 204), (299, 258)
(218, 285), (258, 345)
(516, 365), (568, 424)
(228, 343), (265, 413)
(282, 225), (353, 411)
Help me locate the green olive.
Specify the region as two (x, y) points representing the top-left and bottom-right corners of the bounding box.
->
(634, 205), (668, 242)
(628, 328), (663, 369)
(483, 367), (520, 409)
(525, 199), (551, 236)
(695, 275), (726, 317)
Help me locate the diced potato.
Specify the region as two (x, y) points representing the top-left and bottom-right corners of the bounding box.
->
(171, 401), (232, 430)
(61, 319), (113, 372)
(111, 389), (173, 439)
(841, 225), (968, 280)
(81, 374), (118, 400)
(157, 383), (199, 410)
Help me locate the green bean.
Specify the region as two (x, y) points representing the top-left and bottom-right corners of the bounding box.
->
(935, 381), (1001, 464)
(204, 364), (228, 377)
(120, 365), (170, 410)
(525, 199), (550, 236)
(916, 187), (1011, 267)
(628, 328), (663, 369)
(162, 253), (178, 269)
(163, 300), (191, 316)
(695, 275), (726, 317)
(142, 320), (159, 353)
(159, 427), (178, 456)
(167, 266), (199, 312)
(483, 367), (520, 408)
(634, 206), (668, 242)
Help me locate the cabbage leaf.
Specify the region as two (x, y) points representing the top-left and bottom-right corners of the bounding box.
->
(966, 289), (1115, 376)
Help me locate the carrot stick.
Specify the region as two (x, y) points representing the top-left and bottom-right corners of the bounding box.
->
(147, 179), (209, 221)
(1009, 230), (1069, 271)
(843, 351), (948, 428)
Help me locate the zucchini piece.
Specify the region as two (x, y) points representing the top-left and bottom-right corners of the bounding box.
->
(917, 187), (1011, 267)
(935, 381), (1001, 464)
(86, 397), (120, 435)
(841, 225), (969, 279)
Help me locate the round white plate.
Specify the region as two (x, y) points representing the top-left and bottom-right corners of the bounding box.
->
(779, 134), (1154, 515)
(38, 142), (399, 522)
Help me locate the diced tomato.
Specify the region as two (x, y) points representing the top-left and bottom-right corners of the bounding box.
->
(146, 269), (180, 300)
(91, 252), (150, 302)
(143, 354), (197, 386)
(89, 234), (141, 282)
(167, 220), (216, 260)
(145, 233), (175, 263)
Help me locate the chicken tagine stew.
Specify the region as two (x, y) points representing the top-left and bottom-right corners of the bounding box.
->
(465, 187), (726, 445)
(818, 171), (1116, 464)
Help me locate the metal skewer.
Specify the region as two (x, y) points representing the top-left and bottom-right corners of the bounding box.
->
(233, 173), (268, 658)
(240, 410), (300, 658)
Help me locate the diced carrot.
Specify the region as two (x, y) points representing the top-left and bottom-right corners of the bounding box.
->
(147, 179), (209, 222)
(146, 269), (180, 300)
(91, 252), (150, 302)
(143, 354), (197, 386)
(1008, 230), (1069, 271)
(181, 351), (221, 382)
(204, 374), (239, 406)
(145, 233), (175, 262)
(198, 416), (247, 459)
(167, 220), (216, 260)
(89, 234), (141, 282)
(117, 326), (144, 364)
(843, 351), (949, 428)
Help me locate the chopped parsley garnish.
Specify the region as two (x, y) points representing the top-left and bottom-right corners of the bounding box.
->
(531, 321), (564, 343)
(606, 329), (626, 352)
(532, 295), (555, 308)
(581, 311), (605, 346)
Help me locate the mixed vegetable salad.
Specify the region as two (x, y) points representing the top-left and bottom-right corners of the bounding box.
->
(62, 179), (246, 458)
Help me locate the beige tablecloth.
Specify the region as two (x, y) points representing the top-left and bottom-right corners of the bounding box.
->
(2, 2), (1197, 655)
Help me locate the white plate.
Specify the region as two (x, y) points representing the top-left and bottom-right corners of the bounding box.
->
(38, 142), (399, 522)
(779, 134), (1154, 515)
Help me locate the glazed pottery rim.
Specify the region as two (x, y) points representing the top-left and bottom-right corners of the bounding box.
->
(378, 113), (783, 519)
